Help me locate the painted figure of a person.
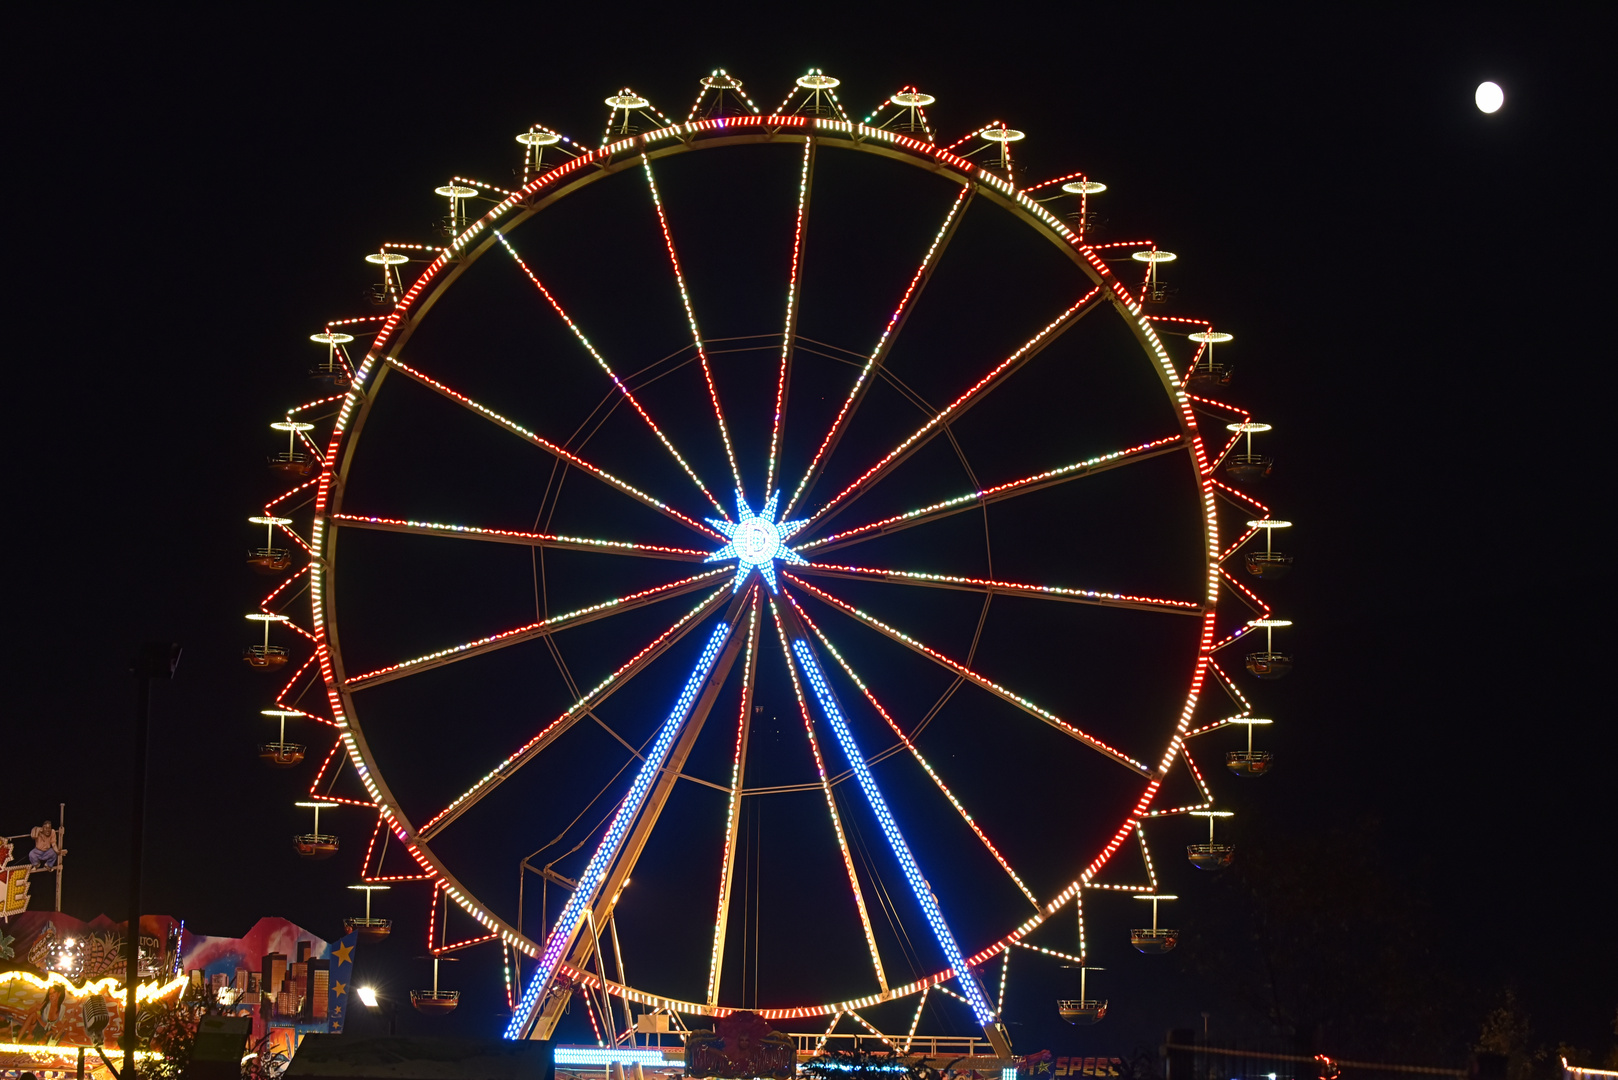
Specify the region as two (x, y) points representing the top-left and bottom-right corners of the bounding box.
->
(23, 984), (68, 1041)
(29, 822), (60, 869)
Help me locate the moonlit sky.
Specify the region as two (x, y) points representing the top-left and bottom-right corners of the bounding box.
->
(9, 6), (1611, 1060)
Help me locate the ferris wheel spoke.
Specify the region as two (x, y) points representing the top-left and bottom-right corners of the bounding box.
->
(496, 232), (731, 520)
(783, 184), (975, 519)
(641, 157), (746, 501)
(765, 137), (816, 497)
(798, 435), (1184, 557)
(768, 595), (891, 993)
(802, 285), (1108, 532)
(331, 513), (711, 562)
(706, 592), (762, 1005)
(794, 561), (1204, 616)
(784, 573), (1154, 777)
(787, 592), (1041, 910)
(415, 583), (732, 842)
(385, 357), (723, 541)
(771, 594), (1003, 1041)
(344, 568), (730, 691)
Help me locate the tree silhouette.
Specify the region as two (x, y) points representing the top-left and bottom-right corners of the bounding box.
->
(1175, 814), (1467, 1060)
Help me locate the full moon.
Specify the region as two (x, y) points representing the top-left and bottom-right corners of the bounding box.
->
(1475, 81), (1504, 113)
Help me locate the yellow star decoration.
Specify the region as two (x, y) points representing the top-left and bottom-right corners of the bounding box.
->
(331, 981), (347, 997)
(332, 942), (354, 966)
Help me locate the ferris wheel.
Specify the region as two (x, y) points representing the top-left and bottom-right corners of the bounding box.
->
(244, 69), (1295, 1051)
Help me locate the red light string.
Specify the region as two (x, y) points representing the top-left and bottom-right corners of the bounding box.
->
(383, 357), (724, 540)
(330, 513), (709, 561)
(783, 184), (973, 519)
(765, 136), (815, 498)
(1211, 477), (1270, 514)
(343, 568), (729, 689)
(1218, 567), (1272, 620)
(641, 157), (745, 506)
(800, 436), (1183, 554)
(787, 592), (1041, 908)
(767, 597), (890, 990)
(705, 589), (760, 1004)
(807, 285), (1105, 529)
(415, 584), (729, 838)
(795, 561), (1202, 614)
(784, 572), (1152, 776)
(496, 231), (729, 520)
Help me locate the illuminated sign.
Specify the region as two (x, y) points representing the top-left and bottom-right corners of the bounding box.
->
(0, 839), (32, 920)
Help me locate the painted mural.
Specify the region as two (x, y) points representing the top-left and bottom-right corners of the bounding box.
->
(0, 910), (355, 1076)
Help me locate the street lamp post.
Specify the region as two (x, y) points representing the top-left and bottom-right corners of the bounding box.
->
(127, 642), (180, 1080)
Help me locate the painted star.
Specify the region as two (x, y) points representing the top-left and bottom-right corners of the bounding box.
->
(331, 981), (347, 997)
(707, 491), (808, 593)
(331, 941), (354, 966)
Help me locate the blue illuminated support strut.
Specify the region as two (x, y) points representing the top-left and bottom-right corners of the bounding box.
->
(784, 624), (1000, 1031)
(504, 619), (736, 1040)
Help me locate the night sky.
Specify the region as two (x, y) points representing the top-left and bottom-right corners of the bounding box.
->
(9, 7), (1612, 1066)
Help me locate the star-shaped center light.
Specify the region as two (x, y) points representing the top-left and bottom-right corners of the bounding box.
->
(708, 491), (808, 593)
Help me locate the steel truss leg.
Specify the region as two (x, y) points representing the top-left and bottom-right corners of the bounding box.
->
(773, 597), (1012, 1057)
(513, 588), (756, 1041)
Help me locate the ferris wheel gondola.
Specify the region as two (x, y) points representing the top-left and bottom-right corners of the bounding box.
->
(1185, 330), (1235, 393)
(246, 515), (293, 574)
(1130, 895), (1178, 955)
(267, 421), (316, 479)
(243, 612), (289, 671)
(1246, 618), (1294, 679)
(1244, 518), (1294, 580)
(1225, 421), (1274, 482)
(258, 708), (306, 768)
(1225, 717), (1274, 777)
(1058, 178), (1107, 238)
(411, 957), (459, 1016)
(345, 884), (392, 944)
(1187, 810), (1235, 871)
(432, 185), (479, 238)
(293, 801), (339, 860)
(307, 331), (354, 389)
(1133, 248), (1177, 304)
(1056, 965), (1106, 1026)
(364, 250), (409, 307)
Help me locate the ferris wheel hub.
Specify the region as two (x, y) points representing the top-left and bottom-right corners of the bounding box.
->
(707, 492), (807, 592)
(734, 519), (780, 565)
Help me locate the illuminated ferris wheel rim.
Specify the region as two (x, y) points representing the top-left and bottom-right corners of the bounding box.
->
(302, 103), (1232, 1029)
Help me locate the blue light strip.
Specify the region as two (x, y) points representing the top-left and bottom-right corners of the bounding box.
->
(554, 1048), (668, 1065)
(814, 1066), (909, 1073)
(788, 635), (996, 1025)
(505, 621), (734, 1040)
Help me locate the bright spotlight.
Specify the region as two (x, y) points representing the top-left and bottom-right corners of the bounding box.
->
(1475, 81), (1504, 113)
(357, 986), (379, 1008)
